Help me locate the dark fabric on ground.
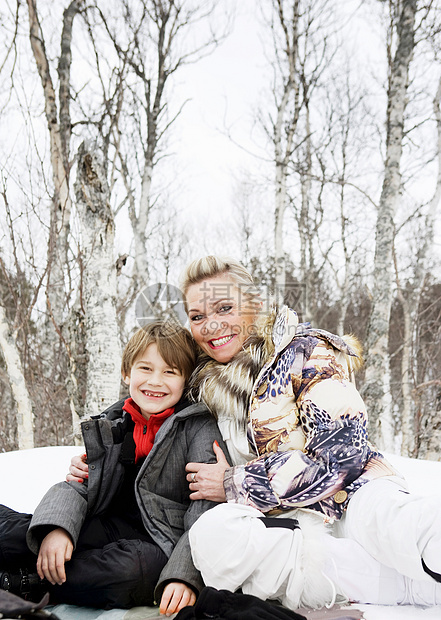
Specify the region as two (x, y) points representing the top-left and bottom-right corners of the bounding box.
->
(0, 505), (167, 609)
(0, 590), (60, 618)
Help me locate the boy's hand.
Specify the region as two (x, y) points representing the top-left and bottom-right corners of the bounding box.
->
(37, 528), (73, 585)
(159, 581), (196, 616)
(66, 453), (88, 483)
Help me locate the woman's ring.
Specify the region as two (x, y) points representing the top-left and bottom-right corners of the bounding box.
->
(191, 473), (197, 483)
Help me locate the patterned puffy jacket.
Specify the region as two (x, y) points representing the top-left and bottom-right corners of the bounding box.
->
(216, 306), (398, 521)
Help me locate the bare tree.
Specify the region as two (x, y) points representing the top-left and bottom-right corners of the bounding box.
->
(259, 0), (336, 310)
(25, 0), (87, 434)
(73, 142), (121, 427)
(26, 0), (82, 327)
(393, 77), (441, 456)
(362, 0), (417, 450)
(0, 0), (230, 449)
(86, 0), (227, 301)
(0, 306), (34, 449)
(0, 186), (42, 449)
(266, 0), (301, 302)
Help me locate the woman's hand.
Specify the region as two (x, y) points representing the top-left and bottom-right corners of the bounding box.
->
(66, 453), (88, 483)
(185, 441), (229, 502)
(37, 528), (73, 585)
(159, 581), (196, 616)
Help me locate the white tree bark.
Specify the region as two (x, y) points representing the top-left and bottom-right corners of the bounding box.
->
(298, 102), (314, 323)
(363, 0), (417, 451)
(27, 0), (85, 436)
(0, 305), (34, 450)
(26, 0), (80, 327)
(273, 0), (300, 304)
(74, 142), (121, 432)
(398, 77), (441, 457)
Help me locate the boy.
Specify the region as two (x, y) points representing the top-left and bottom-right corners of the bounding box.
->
(0, 321), (229, 615)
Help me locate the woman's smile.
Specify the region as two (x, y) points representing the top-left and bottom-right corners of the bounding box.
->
(208, 334), (236, 349)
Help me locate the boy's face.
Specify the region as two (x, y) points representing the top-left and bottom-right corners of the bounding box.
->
(124, 343), (186, 420)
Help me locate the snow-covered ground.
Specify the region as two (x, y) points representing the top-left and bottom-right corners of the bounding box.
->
(1, 446), (441, 619)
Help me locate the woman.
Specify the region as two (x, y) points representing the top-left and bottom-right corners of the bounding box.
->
(71, 256), (441, 610)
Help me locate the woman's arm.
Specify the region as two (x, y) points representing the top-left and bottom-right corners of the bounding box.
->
(223, 338), (370, 512)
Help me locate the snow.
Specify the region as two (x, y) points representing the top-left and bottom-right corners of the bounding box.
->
(1, 446), (441, 619)
(0, 445), (85, 513)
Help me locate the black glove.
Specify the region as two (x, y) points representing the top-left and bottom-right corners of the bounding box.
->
(175, 586), (306, 620)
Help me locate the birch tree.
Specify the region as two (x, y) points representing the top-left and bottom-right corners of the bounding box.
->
(0, 305), (34, 450)
(0, 189), (40, 449)
(25, 0), (86, 432)
(268, 0), (301, 303)
(73, 142), (121, 428)
(317, 70), (375, 336)
(394, 77), (441, 456)
(362, 0), (417, 450)
(88, 0), (226, 301)
(261, 0), (335, 308)
(26, 0), (82, 328)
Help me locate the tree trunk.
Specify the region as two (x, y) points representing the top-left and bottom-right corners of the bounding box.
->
(273, 0), (300, 304)
(0, 305), (34, 450)
(298, 101), (314, 323)
(362, 0), (417, 451)
(397, 77), (441, 457)
(27, 0), (85, 433)
(26, 0), (80, 328)
(74, 142), (121, 432)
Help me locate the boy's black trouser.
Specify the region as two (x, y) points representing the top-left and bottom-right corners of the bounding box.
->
(0, 504), (167, 609)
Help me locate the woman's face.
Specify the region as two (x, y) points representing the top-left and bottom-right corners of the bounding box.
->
(186, 276), (258, 364)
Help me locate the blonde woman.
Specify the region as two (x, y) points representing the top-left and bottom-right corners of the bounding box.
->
(70, 256), (441, 610)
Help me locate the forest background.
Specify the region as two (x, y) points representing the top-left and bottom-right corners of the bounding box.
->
(0, 0), (440, 461)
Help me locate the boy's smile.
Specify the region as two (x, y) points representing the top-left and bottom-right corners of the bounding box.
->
(124, 343), (185, 419)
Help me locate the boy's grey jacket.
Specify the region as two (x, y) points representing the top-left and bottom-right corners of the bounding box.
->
(27, 398), (230, 599)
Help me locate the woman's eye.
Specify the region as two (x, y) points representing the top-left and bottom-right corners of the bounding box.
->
(218, 305), (233, 314)
(190, 314), (204, 322)
(165, 369), (176, 375)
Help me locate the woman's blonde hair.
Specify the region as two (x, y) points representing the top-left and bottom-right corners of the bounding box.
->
(180, 255), (262, 313)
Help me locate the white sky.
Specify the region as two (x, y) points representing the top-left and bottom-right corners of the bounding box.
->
(172, 0), (267, 226)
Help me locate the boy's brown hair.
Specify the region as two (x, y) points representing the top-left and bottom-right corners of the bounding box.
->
(121, 321), (197, 381)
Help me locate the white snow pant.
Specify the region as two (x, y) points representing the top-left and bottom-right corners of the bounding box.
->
(189, 503), (441, 609)
(334, 477), (441, 582)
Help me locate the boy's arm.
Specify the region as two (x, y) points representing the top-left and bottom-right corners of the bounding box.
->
(27, 480), (88, 554)
(155, 415), (231, 599)
(37, 527), (73, 585)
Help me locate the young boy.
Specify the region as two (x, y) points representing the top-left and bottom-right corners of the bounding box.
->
(0, 321), (229, 615)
